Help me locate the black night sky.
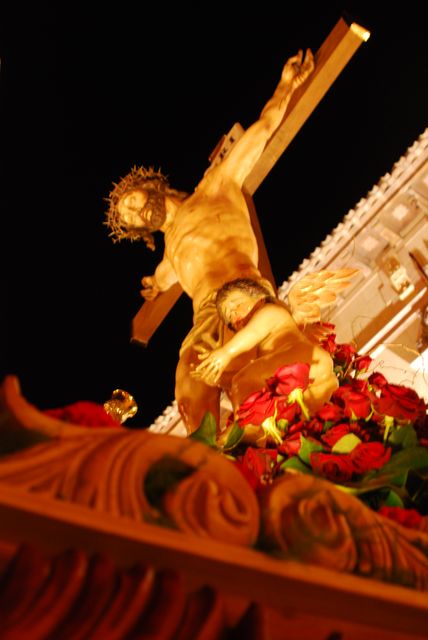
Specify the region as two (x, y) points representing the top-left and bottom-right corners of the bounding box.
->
(3, 2), (428, 427)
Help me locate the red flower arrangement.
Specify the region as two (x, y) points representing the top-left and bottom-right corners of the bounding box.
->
(44, 401), (121, 427)
(193, 324), (428, 524)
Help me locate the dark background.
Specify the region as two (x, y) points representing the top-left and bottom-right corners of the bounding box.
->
(3, 2), (428, 427)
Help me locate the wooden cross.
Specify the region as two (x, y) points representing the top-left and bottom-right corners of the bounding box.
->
(131, 16), (370, 346)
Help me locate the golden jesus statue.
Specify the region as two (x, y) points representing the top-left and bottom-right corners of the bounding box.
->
(105, 49), (345, 434)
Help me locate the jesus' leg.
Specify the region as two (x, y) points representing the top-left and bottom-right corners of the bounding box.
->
(175, 346), (221, 435)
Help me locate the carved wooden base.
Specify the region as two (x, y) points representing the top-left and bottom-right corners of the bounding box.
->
(1, 375), (428, 639)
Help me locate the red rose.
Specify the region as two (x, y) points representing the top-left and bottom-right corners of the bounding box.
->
(304, 416), (325, 435)
(332, 385), (372, 419)
(354, 354), (372, 372)
(316, 403), (344, 423)
(235, 447), (278, 490)
(237, 389), (276, 427)
(378, 506), (423, 529)
(321, 423), (353, 448)
(320, 333), (337, 355)
(275, 399), (301, 423)
(288, 420), (306, 435)
(350, 442), (391, 474)
(267, 362), (310, 395)
(234, 460), (259, 491)
(371, 383), (427, 422)
(310, 451), (355, 482)
(368, 372), (388, 389)
(351, 378), (369, 393)
(322, 422), (373, 448)
(334, 343), (357, 367)
(321, 322), (336, 331)
(278, 433), (301, 457)
(44, 401), (121, 427)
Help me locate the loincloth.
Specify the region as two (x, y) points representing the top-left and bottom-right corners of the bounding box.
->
(179, 290), (223, 356)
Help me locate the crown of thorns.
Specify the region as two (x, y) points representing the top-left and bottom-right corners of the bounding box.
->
(104, 166), (170, 249)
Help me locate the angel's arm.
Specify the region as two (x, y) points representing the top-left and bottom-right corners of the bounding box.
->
(192, 304), (295, 385)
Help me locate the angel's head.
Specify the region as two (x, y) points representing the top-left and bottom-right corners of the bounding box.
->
(105, 166), (187, 250)
(216, 278), (275, 331)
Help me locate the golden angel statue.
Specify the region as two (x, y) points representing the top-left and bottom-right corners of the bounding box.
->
(192, 268), (358, 419)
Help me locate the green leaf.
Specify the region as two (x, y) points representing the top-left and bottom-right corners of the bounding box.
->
(332, 433), (362, 454)
(355, 468), (407, 490)
(406, 470), (428, 514)
(381, 446), (428, 474)
(335, 473), (408, 494)
(355, 447), (428, 490)
(388, 424), (418, 449)
(280, 456), (312, 474)
(359, 488), (390, 511)
(322, 421), (334, 433)
(383, 489), (404, 508)
(298, 435), (324, 465)
(189, 411), (218, 447)
(222, 422), (245, 451)
(387, 472), (409, 488)
(144, 455), (196, 509)
(351, 485), (407, 511)
(335, 479), (401, 496)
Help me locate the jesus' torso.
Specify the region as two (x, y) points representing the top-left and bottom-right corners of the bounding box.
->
(164, 174), (261, 310)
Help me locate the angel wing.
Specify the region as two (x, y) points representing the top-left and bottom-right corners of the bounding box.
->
(287, 267), (360, 326)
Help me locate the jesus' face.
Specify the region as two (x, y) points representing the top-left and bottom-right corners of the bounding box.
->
(117, 189), (151, 228)
(117, 187), (167, 233)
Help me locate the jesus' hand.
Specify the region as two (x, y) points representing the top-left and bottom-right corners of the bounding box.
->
(282, 48), (314, 92)
(140, 276), (160, 301)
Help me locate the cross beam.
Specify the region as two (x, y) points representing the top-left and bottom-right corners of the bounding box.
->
(131, 16), (370, 346)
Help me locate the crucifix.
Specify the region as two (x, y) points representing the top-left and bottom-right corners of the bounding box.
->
(106, 16), (370, 434)
(130, 16), (370, 346)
